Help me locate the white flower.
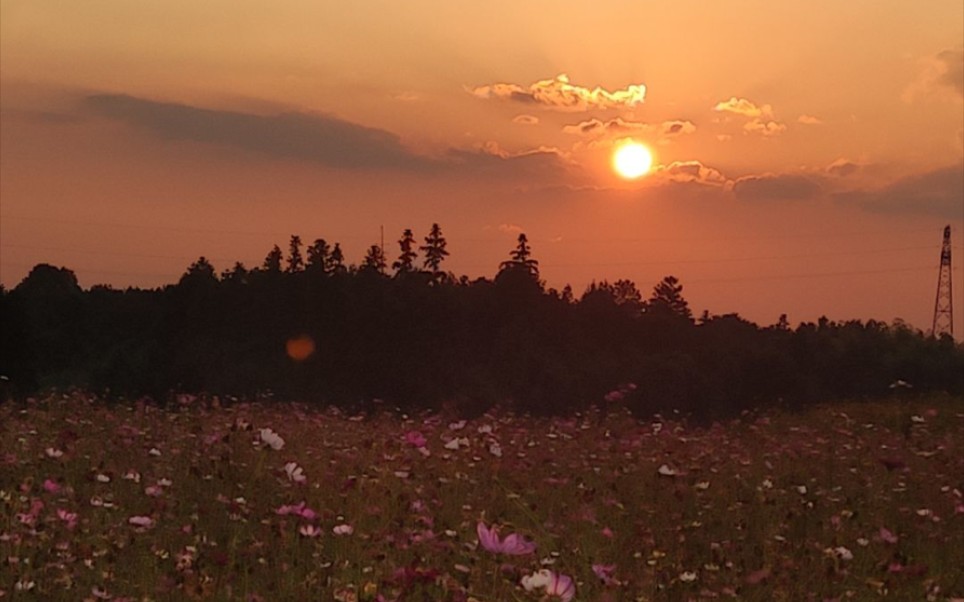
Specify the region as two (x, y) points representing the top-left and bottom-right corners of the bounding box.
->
(284, 462), (307, 483)
(332, 523), (354, 536)
(45, 447), (64, 459)
(796, 485), (808, 495)
(259, 428), (285, 450)
(679, 570), (698, 582)
(657, 464), (678, 477)
(488, 443), (503, 458)
(521, 569), (553, 592)
(695, 481), (711, 490)
(148, 447), (162, 456)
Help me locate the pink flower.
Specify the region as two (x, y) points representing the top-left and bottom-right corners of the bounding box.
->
(332, 523), (354, 535)
(276, 502), (317, 521)
(592, 563), (618, 585)
(57, 508), (78, 530)
(128, 515), (154, 528)
(476, 521), (536, 555)
(299, 524), (322, 538)
(43, 479), (61, 494)
(879, 527), (898, 544)
(404, 431), (427, 448)
(545, 572), (576, 601)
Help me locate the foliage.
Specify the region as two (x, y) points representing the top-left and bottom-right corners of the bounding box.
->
(1, 229), (962, 416)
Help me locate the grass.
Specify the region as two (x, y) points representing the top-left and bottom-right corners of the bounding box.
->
(1, 392), (962, 600)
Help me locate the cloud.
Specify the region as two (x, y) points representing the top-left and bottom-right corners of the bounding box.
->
(445, 143), (571, 180)
(713, 97), (773, 118)
(83, 93), (433, 170)
(512, 114), (539, 125)
(826, 158), (860, 177)
(498, 223), (524, 234)
(903, 48), (964, 102)
(835, 165), (964, 218)
(936, 48), (964, 97)
(471, 74), (646, 111)
(797, 114), (823, 125)
(656, 161), (729, 187)
(562, 117), (649, 136)
(743, 119), (786, 137)
(733, 173), (822, 201)
(660, 120), (696, 137)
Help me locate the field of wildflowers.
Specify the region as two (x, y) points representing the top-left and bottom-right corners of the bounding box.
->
(2, 393), (962, 601)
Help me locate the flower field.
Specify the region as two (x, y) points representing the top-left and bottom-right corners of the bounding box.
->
(2, 393), (962, 601)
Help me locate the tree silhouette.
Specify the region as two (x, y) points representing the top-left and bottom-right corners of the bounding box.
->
(327, 243), (347, 274)
(286, 235), (304, 273)
(361, 244), (388, 274)
(499, 233), (539, 277)
(306, 238), (331, 273)
(420, 223), (449, 278)
(392, 229), (418, 275)
(648, 275), (692, 321)
(263, 245), (283, 273)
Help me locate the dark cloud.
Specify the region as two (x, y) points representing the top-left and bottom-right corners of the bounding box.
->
(83, 93), (434, 170)
(835, 166), (964, 218)
(660, 120), (696, 137)
(733, 174), (822, 201)
(937, 48), (964, 97)
(445, 145), (570, 180)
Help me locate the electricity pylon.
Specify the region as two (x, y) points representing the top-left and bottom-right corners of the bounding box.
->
(932, 225), (953, 338)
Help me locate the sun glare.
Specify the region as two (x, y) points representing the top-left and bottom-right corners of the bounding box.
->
(612, 141), (653, 179)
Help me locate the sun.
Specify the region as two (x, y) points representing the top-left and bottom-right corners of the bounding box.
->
(612, 141), (654, 179)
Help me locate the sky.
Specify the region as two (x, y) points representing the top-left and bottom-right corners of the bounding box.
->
(2, 1), (963, 335)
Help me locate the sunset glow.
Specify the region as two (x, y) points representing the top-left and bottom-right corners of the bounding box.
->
(612, 141), (654, 179)
(1, 1), (961, 333)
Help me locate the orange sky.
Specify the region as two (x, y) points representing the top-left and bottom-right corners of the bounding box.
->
(2, 1), (962, 334)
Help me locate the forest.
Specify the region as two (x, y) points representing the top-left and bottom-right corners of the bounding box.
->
(2, 226), (961, 418)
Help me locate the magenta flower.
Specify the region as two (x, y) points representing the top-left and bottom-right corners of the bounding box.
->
(476, 521), (536, 555)
(404, 431), (427, 448)
(43, 479), (61, 494)
(276, 502), (317, 521)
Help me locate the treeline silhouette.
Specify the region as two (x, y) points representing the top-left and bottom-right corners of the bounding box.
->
(2, 226), (961, 417)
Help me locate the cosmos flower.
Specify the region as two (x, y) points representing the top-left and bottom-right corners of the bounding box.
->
(592, 563), (618, 585)
(332, 523), (354, 535)
(476, 521), (536, 555)
(521, 569), (575, 602)
(284, 462), (307, 483)
(404, 431), (427, 448)
(259, 428), (285, 450)
(128, 515), (154, 528)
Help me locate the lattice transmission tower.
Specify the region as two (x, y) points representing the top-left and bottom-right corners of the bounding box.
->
(931, 225), (953, 338)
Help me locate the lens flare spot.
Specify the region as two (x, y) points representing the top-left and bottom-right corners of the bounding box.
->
(286, 335), (316, 361)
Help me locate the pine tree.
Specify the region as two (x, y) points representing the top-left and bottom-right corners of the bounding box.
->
(392, 229), (418, 274)
(306, 239), (331, 273)
(286, 235), (304, 273)
(499, 233), (539, 277)
(648, 275), (692, 320)
(420, 223), (449, 276)
(327, 243), (346, 274)
(262, 245), (283, 273)
(361, 244), (387, 274)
